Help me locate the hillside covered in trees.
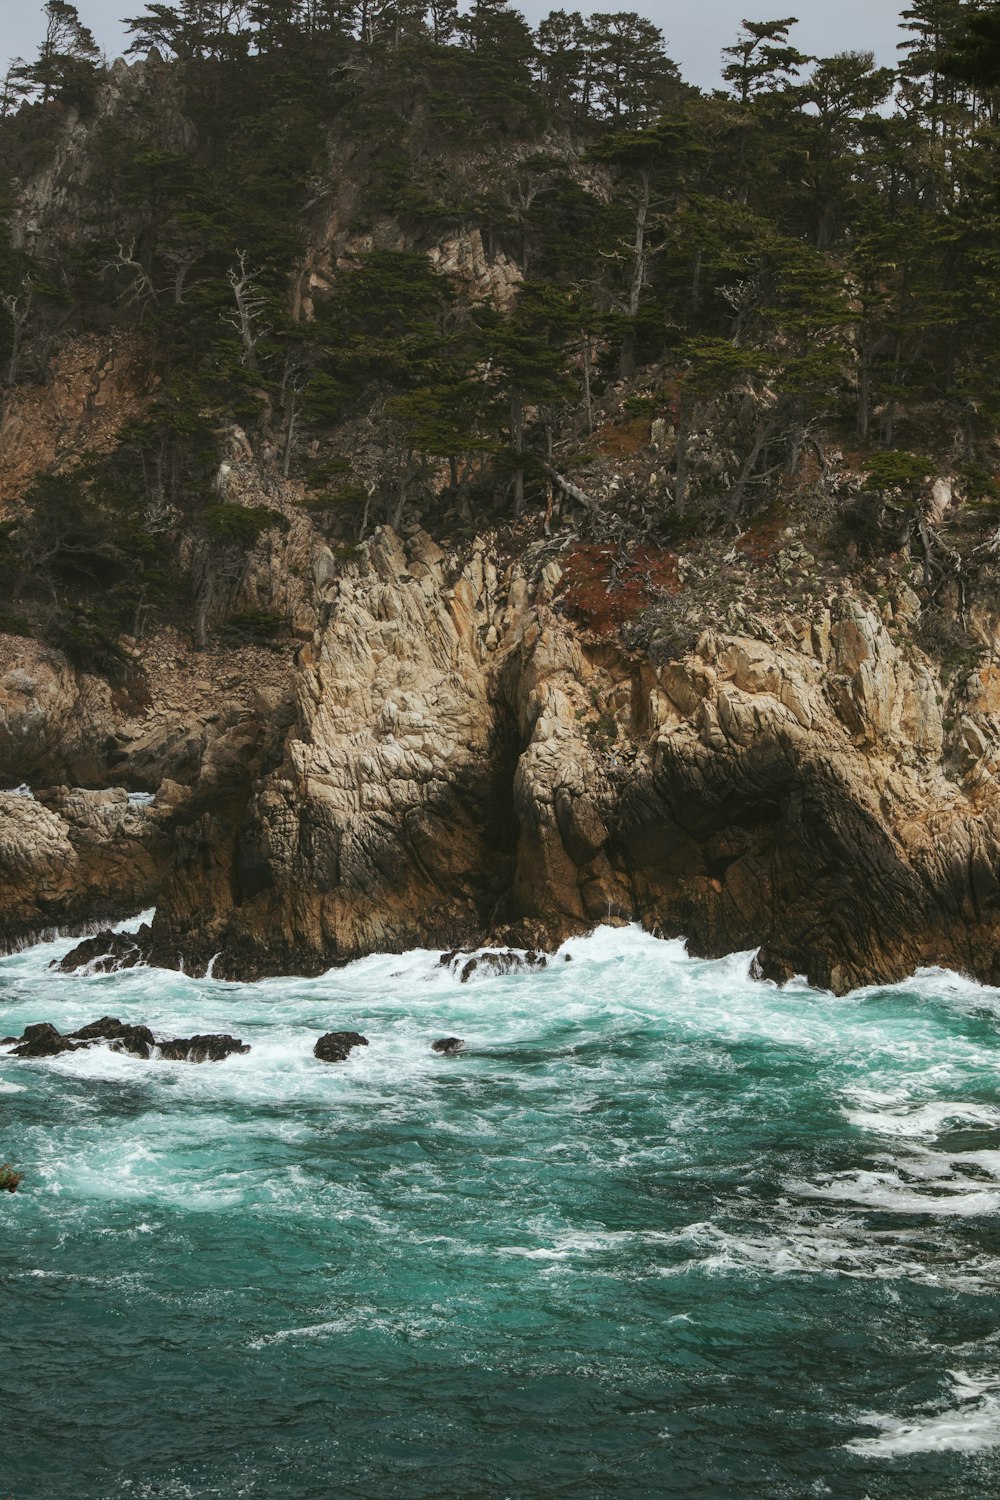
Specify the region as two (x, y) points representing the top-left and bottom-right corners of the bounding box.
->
(3, 0), (1000, 674)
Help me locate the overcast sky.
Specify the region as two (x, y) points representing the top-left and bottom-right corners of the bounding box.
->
(2, 0), (906, 89)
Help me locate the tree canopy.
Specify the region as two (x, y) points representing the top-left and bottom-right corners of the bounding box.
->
(3, 0), (1000, 665)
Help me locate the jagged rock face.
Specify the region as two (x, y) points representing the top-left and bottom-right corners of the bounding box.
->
(0, 333), (154, 507)
(147, 527), (1000, 992)
(152, 528), (524, 974)
(0, 788), (168, 952)
(618, 608), (1000, 990)
(0, 627), (297, 791)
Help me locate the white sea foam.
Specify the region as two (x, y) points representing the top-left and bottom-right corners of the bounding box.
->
(847, 1372), (1000, 1455)
(789, 1159), (1000, 1217)
(843, 1098), (1000, 1138)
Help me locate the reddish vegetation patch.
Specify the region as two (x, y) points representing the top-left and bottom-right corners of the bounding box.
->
(591, 416), (651, 457)
(735, 513), (789, 566)
(661, 378), (683, 424)
(558, 545), (680, 634)
(785, 450), (821, 491)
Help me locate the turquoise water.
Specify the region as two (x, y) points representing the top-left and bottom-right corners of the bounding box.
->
(3, 922), (1000, 1498)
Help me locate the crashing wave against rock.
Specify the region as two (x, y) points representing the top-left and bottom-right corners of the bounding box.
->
(55, 926), (153, 975)
(431, 1037), (465, 1055)
(438, 948), (550, 983)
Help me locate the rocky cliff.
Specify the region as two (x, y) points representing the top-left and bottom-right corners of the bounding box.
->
(132, 517), (1000, 993)
(4, 321), (1000, 989)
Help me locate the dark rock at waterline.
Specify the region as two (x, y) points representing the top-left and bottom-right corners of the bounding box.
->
(12, 1022), (84, 1058)
(55, 925), (153, 974)
(751, 948), (797, 986)
(432, 1037), (464, 1055)
(0, 1165), (22, 1193)
(157, 1033), (250, 1063)
(68, 1016), (156, 1057)
(439, 948), (549, 983)
(6, 1018), (247, 1062)
(314, 1031), (369, 1063)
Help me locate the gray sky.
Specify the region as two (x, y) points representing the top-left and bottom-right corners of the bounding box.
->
(1, 0), (906, 89)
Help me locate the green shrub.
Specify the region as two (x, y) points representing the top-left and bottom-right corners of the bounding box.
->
(199, 504), (288, 544)
(862, 451), (933, 493)
(221, 609), (285, 642)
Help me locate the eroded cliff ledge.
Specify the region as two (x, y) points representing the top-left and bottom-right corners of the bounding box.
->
(135, 524), (1000, 993)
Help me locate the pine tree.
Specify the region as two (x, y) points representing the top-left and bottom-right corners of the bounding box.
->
(588, 10), (679, 122)
(13, 0), (100, 106)
(534, 9), (588, 116)
(898, 0), (968, 136)
(489, 281), (578, 512)
(721, 16), (808, 106)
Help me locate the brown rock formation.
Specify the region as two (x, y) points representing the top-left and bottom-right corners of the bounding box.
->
(0, 787), (168, 950)
(0, 333), (155, 507)
(142, 525), (1000, 992)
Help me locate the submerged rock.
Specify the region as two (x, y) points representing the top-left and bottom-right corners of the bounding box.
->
(314, 1031), (369, 1063)
(431, 1037), (464, 1055)
(56, 925), (152, 974)
(157, 1033), (249, 1063)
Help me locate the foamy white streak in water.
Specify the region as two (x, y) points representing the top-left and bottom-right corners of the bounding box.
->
(848, 1373), (1000, 1455)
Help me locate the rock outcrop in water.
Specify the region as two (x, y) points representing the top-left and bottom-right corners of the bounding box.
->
(3, 1018), (249, 1062)
(439, 949), (550, 982)
(57, 926), (153, 974)
(156, 1034), (250, 1063)
(10, 1022), (85, 1058)
(69, 1016), (157, 1055)
(313, 1032), (369, 1063)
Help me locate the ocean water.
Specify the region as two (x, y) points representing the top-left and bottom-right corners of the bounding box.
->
(3, 921), (1000, 1499)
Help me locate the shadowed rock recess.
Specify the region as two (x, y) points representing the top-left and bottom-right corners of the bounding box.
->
(131, 525), (1000, 994)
